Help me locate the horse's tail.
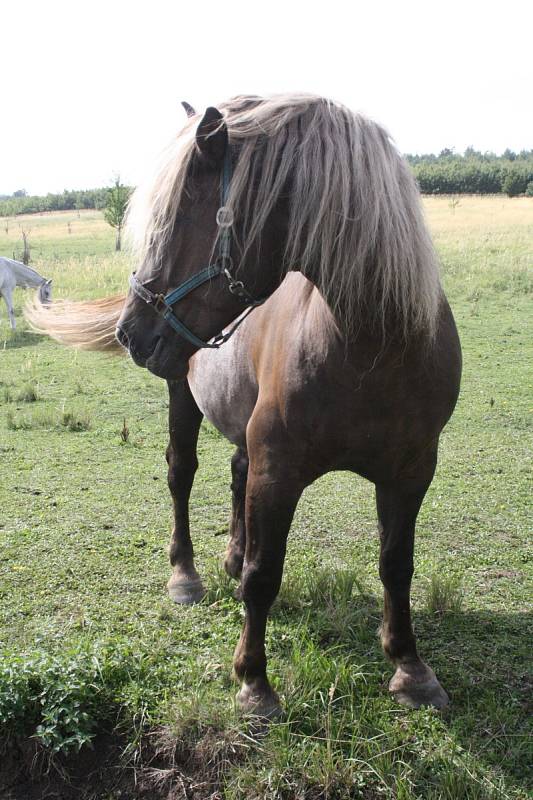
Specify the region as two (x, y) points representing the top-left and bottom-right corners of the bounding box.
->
(24, 294), (126, 354)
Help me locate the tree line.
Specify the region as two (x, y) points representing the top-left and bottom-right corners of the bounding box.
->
(0, 186), (130, 217)
(407, 149), (533, 196)
(1, 149), (532, 218)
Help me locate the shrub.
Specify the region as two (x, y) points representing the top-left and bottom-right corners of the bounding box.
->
(502, 169), (528, 197)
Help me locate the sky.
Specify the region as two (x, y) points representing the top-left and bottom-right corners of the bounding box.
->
(2, 0), (532, 196)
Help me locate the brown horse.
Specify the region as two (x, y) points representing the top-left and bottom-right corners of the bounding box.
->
(27, 94), (462, 717)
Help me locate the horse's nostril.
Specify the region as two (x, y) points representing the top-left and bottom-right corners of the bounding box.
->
(115, 325), (129, 349)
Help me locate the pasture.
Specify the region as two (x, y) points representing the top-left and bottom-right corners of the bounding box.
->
(0, 198), (531, 799)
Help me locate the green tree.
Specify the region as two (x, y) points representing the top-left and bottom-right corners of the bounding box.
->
(104, 176), (130, 251)
(502, 168), (527, 197)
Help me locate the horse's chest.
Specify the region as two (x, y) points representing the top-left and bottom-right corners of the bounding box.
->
(187, 344), (258, 448)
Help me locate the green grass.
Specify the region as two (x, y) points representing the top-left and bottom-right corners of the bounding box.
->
(425, 573), (464, 616)
(0, 200), (531, 798)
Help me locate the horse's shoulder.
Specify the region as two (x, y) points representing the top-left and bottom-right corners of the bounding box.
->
(0, 258), (15, 287)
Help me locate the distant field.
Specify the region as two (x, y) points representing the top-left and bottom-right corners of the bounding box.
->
(0, 198), (531, 799)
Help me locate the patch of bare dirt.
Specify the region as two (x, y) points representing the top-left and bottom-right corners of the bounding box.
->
(0, 724), (248, 800)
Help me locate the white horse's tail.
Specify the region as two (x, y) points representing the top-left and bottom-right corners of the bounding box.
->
(25, 295), (126, 353)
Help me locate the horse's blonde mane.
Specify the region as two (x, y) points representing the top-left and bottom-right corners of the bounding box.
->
(127, 93), (441, 338)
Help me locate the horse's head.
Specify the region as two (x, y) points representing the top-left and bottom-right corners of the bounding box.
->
(39, 279), (52, 304)
(116, 105), (287, 380)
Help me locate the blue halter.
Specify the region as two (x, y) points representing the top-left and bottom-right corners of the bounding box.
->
(129, 147), (265, 349)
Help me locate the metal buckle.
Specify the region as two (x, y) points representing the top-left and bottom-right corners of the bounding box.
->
(223, 267), (240, 291)
(130, 273), (155, 306)
(153, 294), (168, 313)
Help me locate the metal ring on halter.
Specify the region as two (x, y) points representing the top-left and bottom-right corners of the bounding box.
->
(216, 206), (234, 228)
(228, 281), (245, 295)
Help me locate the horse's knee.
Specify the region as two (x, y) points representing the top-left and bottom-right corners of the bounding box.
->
(167, 446), (198, 496)
(379, 550), (414, 592)
(240, 560), (282, 608)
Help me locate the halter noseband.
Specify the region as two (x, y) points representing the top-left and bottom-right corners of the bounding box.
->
(128, 147), (265, 350)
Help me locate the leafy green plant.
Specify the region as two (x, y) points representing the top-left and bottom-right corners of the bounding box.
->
(0, 646), (146, 754)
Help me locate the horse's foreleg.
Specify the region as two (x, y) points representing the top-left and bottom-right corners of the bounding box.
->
(232, 431), (305, 716)
(224, 447), (248, 579)
(166, 379), (204, 604)
(2, 288), (16, 330)
(376, 474), (449, 708)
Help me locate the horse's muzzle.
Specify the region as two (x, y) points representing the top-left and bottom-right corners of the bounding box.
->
(116, 324), (161, 368)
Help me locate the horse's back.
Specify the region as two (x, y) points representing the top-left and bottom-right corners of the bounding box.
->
(0, 257), (46, 290)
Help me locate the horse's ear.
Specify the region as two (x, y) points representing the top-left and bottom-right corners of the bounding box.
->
(181, 101), (196, 118)
(196, 107), (227, 165)
(46, 278), (52, 285)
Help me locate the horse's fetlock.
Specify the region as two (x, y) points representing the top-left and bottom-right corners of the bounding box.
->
(233, 650), (266, 682)
(381, 630), (417, 663)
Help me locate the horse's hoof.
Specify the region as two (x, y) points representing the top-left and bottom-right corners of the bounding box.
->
(389, 664), (449, 709)
(236, 684), (282, 719)
(167, 576), (205, 605)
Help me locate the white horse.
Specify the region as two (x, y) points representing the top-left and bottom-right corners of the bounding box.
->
(0, 257), (52, 330)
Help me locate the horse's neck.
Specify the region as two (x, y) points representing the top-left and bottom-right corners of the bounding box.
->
(1, 258), (43, 286)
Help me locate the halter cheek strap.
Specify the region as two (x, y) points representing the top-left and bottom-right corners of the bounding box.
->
(129, 146), (266, 350)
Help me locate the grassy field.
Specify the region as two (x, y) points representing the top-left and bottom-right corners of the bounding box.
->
(0, 198), (531, 799)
